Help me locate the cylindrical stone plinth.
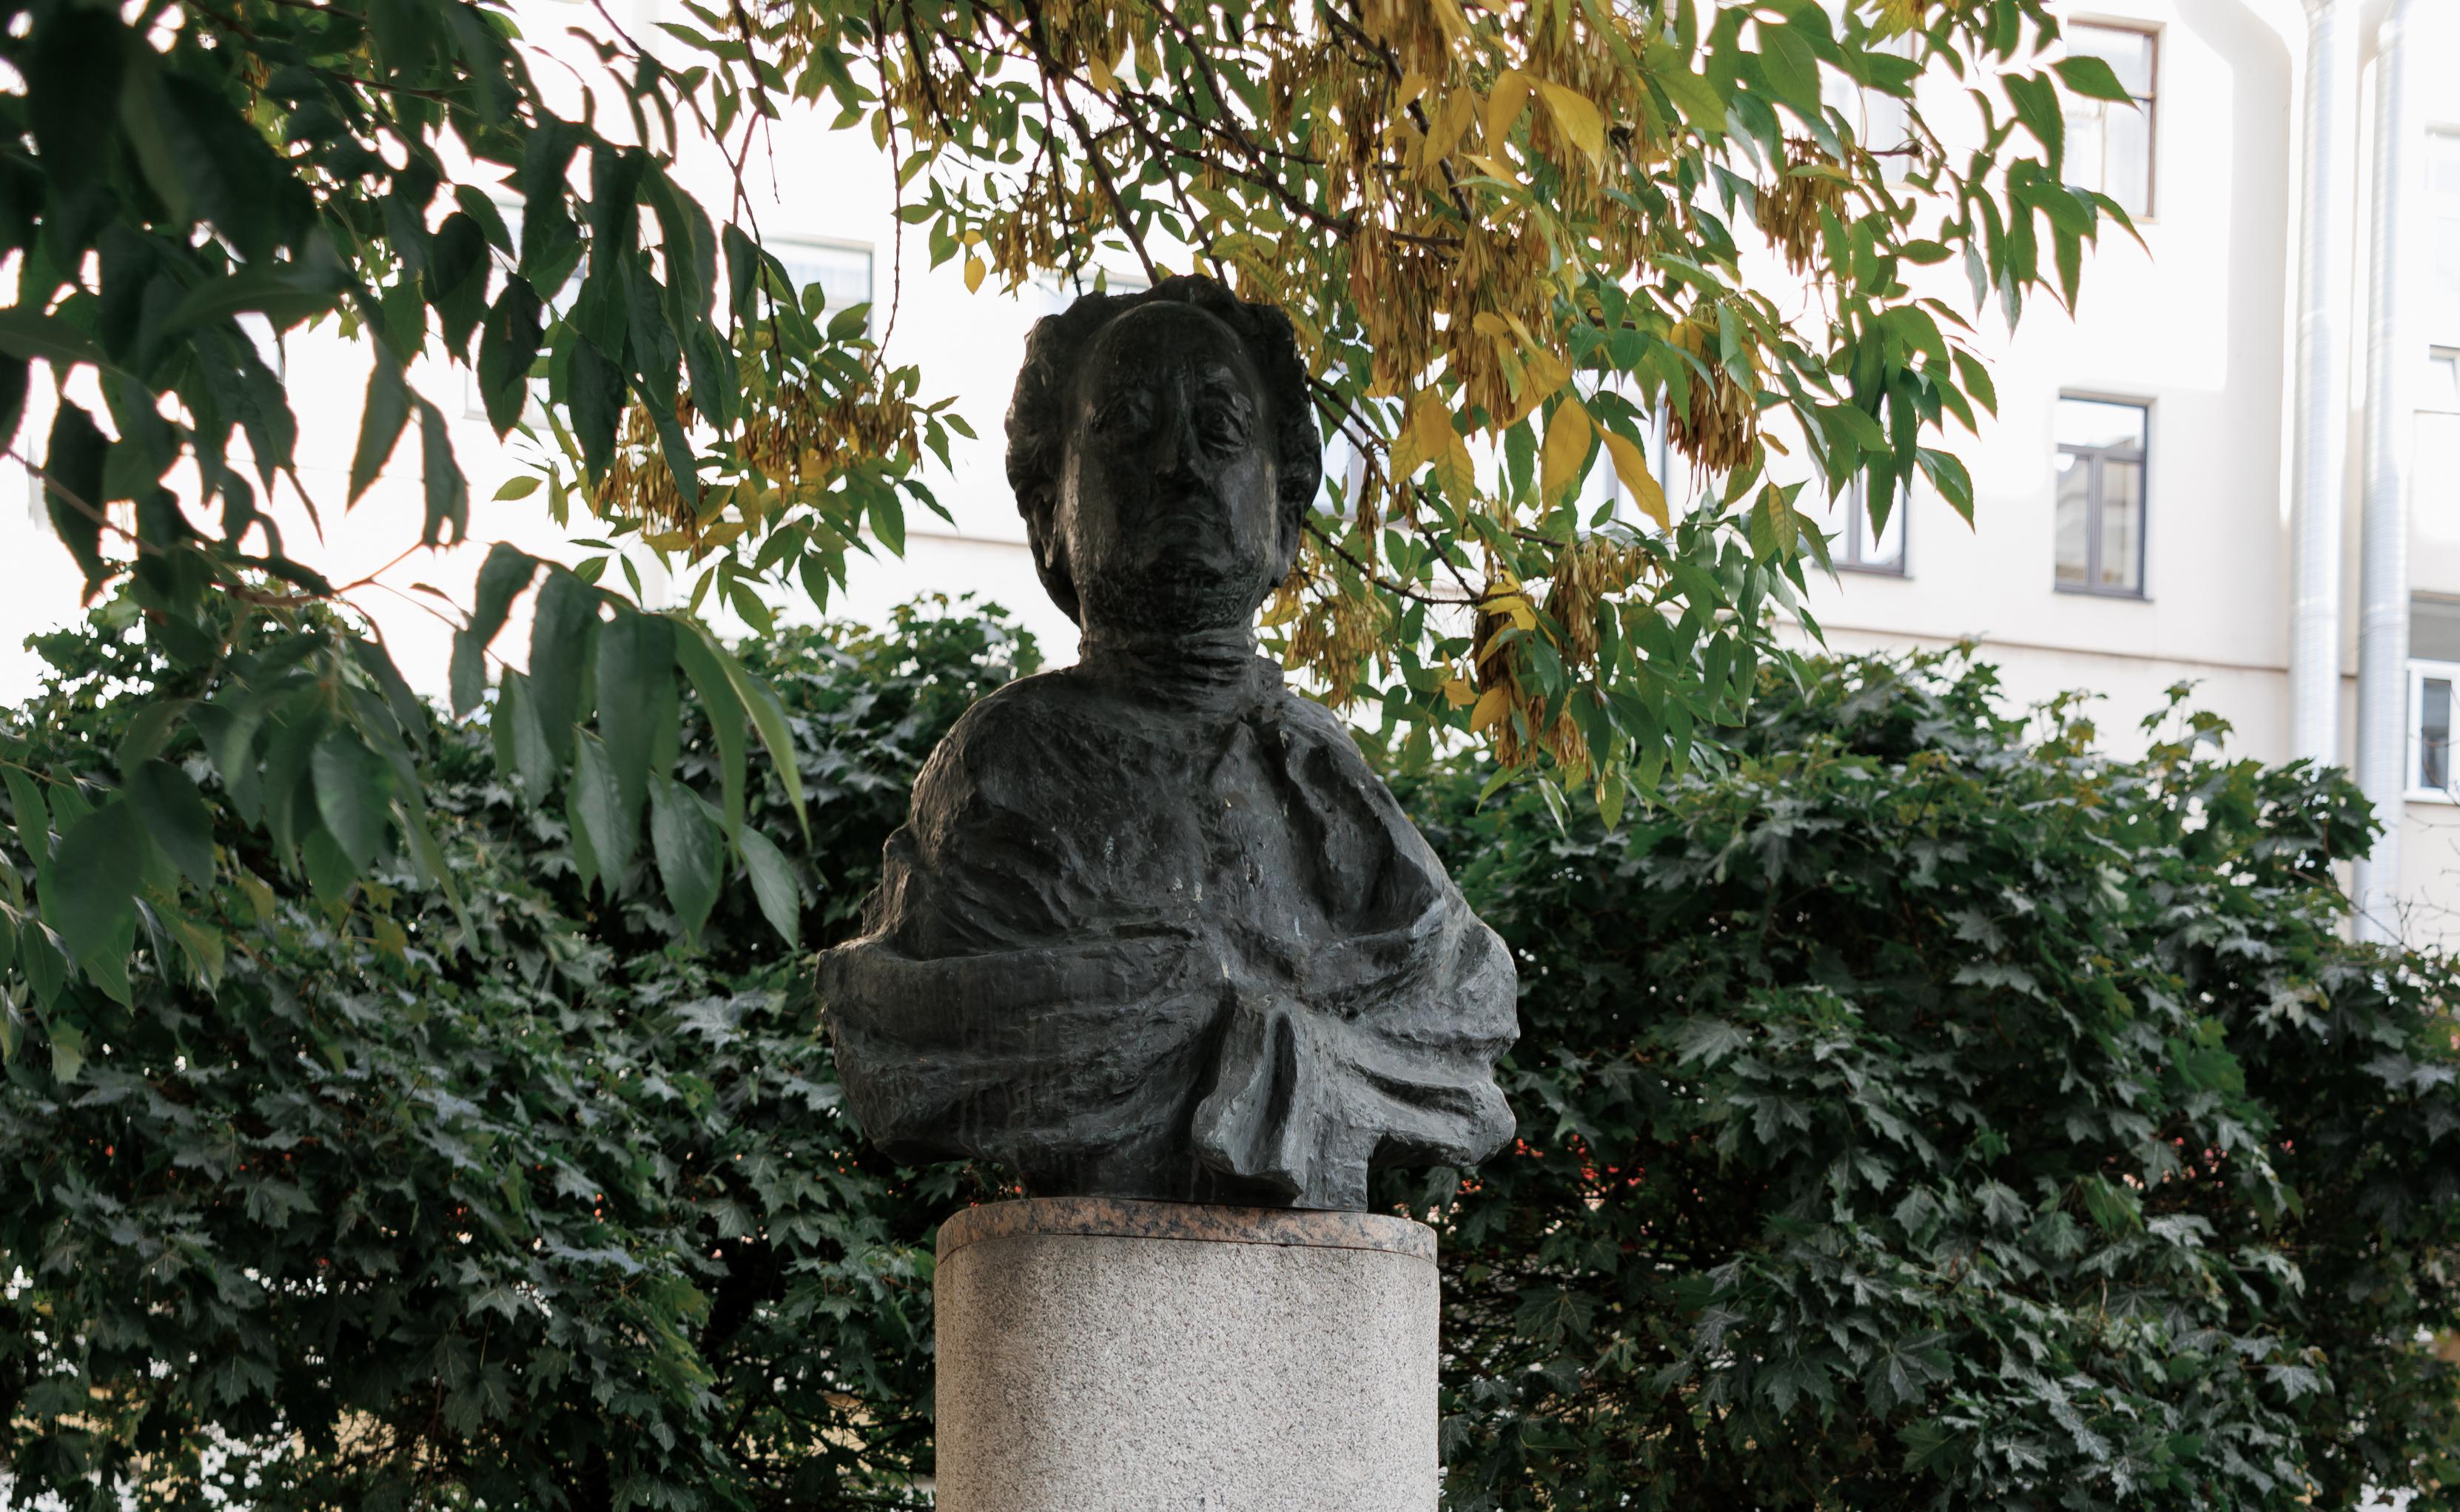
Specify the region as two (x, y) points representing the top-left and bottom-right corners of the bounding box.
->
(933, 1197), (1439, 1512)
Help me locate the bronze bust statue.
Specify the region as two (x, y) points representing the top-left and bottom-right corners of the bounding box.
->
(816, 275), (1518, 1211)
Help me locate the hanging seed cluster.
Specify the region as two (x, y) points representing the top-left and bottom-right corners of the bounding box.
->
(673, 0), (2083, 792)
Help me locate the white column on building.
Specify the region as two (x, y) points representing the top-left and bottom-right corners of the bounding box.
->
(2353, 0), (2422, 944)
(2288, 0), (2362, 766)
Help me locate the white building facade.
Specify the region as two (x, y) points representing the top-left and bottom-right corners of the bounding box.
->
(1, 1), (2456, 938)
(1792, 0), (2460, 947)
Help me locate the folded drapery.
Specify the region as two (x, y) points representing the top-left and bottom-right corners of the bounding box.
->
(816, 654), (1517, 1211)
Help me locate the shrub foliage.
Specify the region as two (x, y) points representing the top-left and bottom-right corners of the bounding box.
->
(1414, 654), (2460, 1509)
(4, 614), (2455, 1510)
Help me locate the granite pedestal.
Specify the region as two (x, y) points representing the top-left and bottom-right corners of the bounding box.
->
(932, 1197), (1440, 1512)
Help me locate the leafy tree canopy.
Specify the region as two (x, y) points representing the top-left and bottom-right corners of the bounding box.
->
(6, 610), (2454, 1511)
(1414, 656), (2460, 1510)
(0, 0), (2137, 1001)
(2, 600), (1026, 1509)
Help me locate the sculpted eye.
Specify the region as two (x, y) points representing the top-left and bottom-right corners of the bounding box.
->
(1197, 399), (1252, 448)
(1095, 395), (1154, 436)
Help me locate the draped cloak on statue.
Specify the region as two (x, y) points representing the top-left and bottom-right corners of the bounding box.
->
(815, 649), (1519, 1211)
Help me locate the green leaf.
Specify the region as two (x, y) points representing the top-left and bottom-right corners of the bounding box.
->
(867, 492), (907, 556)
(2006, 72), (2066, 176)
(596, 608), (676, 828)
(43, 400), (110, 600)
(2052, 54), (2134, 104)
(353, 638), (430, 753)
(739, 824), (800, 947)
(47, 799), (146, 970)
(160, 244), (350, 336)
(116, 699), (189, 775)
(349, 356), (411, 505)
(452, 545), (541, 716)
(310, 730), (394, 873)
(394, 797), (471, 943)
(567, 336), (625, 483)
(27, 9), (124, 191)
(6, 767), (49, 861)
(528, 569), (602, 762)
(300, 824), (357, 906)
(130, 759), (215, 890)
(673, 622), (747, 841)
(648, 773), (722, 940)
(417, 398), (469, 546)
(491, 670), (557, 799)
(1647, 42), (1727, 138)
(48, 1024), (85, 1086)
(690, 625), (807, 839)
(20, 921), (65, 1007)
(0, 309), (104, 369)
(477, 277), (545, 437)
(1755, 25), (1822, 118)
(568, 730), (634, 884)
(0, 355), (27, 457)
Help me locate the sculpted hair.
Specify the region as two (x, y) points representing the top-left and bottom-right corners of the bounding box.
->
(1004, 273), (1323, 623)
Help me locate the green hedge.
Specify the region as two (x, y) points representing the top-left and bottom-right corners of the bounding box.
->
(1411, 655), (2460, 1509)
(4, 608), (2454, 1510)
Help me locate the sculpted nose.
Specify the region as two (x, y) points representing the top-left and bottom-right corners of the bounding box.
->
(1152, 398), (1203, 485)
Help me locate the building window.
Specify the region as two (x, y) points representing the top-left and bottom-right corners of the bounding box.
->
(764, 240), (875, 328)
(2413, 662), (2460, 798)
(2429, 347), (2460, 414)
(2061, 23), (2157, 218)
(2433, 135), (2460, 344)
(1830, 473), (1906, 574)
(2054, 396), (2148, 597)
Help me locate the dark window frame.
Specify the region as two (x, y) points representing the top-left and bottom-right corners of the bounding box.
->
(2411, 657), (2460, 799)
(2054, 394), (2150, 599)
(2063, 20), (2159, 220)
(1835, 473), (1908, 577)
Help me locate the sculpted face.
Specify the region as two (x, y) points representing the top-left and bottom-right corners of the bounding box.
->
(1057, 301), (1287, 636)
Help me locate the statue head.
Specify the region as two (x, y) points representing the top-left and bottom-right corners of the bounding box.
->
(1005, 275), (1322, 637)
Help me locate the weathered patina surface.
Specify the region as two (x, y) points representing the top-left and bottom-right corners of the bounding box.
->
(816, 276), (1517, 1210)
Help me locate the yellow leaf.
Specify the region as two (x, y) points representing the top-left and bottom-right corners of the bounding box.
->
(1425, 88), (1475, 166)
(1389, 425), (1425, 482)
(1541, 396), (1593, 503)
(1473, 312), (1510, 338)
(1411, 389), (1453, 465)
(1442, 675), (1478, 708)
(1459, 153), (1520, 184)
(1522, 346), (1570, 402)
(1471, 684), (1514, 731)
(1395, 70), (1432, 110)
(1486, 70), (1532, 147)
(964, 255), (987, 293)
(1539, 81), (1605, 161)
(1434, 428), (1477, 503)
(1429, 0), (1473, 46)
(1086, 50), (1117, 93)
(1483, 589), (1537, 633)
(1602, 431), (1669, 527)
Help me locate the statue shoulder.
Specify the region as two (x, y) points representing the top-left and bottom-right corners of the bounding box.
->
(910, 667), (1116, 817)
(1262, 685), (1391, 776)
(928, 668), (1098, 763)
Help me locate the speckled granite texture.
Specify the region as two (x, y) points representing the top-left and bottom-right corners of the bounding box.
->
(934, 1197), (1439, 1511)
(938, 1194), (1436, 1261)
